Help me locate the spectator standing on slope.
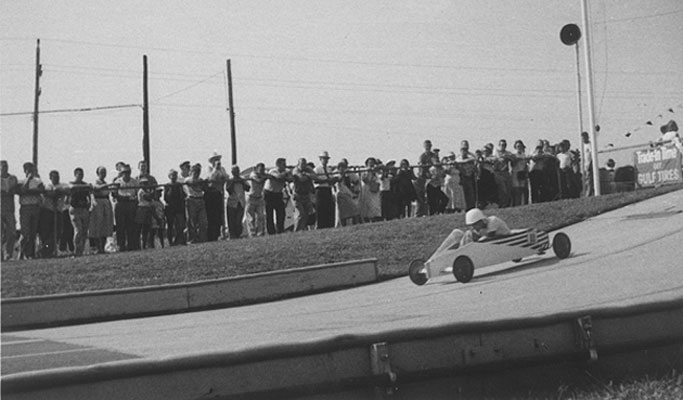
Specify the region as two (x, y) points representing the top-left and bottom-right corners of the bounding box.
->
(205, 153), (229, 241)
(39, 170), (69, 257)
(184, 163), (209, 243)
(164, 169), (186, 245)
(493, 139), (513, 208)
(335, 160), (361, 226)
(291, 158), (316, 232)
(510, 140), (530, 206)
(113, 164), (139, 251)
(226, 165), (249, 239)
(315, 151), (337, 229)
(246, 163), (268, 237)
(18, 162), (43, 259)
(359, 157), (382, 222)
(89, 166), (115, 254)
(1, 160), (18, 261)
(395, 159), (418, 218)
(455, 141), (477, 211)
(264, 158), (291, 235)
(69, 167), (91, 256)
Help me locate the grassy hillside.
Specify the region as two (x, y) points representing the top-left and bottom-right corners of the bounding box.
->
(2, 184), (681, 298)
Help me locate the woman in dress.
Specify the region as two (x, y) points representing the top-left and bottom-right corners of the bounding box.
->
(335, 160), (360, 226)
(510, 140), (530, 206)
(88, 166), (115, 254)
(359, 157), (382, 222)
(442, 155), (466, 213)
(394, 159), (417, 218)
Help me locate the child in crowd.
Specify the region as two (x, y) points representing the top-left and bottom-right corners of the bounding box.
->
(152, 188), (166, 248)
(136, 178), (155, 249)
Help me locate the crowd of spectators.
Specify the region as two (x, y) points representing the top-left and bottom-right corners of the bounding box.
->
(3, 121), (680, 261)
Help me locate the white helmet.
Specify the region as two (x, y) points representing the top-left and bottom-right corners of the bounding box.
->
(465, 208), (486, 225)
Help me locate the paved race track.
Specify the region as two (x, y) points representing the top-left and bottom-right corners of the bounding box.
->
(3, 190), (683, 376)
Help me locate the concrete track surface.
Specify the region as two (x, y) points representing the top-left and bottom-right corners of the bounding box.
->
(2, 189), (683, 398)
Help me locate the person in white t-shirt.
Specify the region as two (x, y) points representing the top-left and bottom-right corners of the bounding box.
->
(658, 120), (682, 153)
(460, 207), (511, 246)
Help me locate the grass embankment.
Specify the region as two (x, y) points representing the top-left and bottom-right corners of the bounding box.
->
(533, 371), (683, 400)
(2, 184), (681, 298)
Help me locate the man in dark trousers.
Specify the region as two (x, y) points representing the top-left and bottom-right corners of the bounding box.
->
(314, 151), (337, 229)
(164, 169), (186, 245)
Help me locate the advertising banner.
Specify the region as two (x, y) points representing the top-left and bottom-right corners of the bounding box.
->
(633, 143), (682, 188)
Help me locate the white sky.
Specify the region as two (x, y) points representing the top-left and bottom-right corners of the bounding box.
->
(1, 0), (682, 180)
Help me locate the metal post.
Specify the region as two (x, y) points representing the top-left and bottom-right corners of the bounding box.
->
(581, 0), (601, 195)
(143, 55), (150, 170)
(574, 42), (586, 179)
(227, 59), (237, 165)
(32, 39), (42, 170)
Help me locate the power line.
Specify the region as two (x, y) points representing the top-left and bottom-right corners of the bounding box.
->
(153, 71), (223, 102)
(593, 8), (683, 24)
(0, 104), (141, 117)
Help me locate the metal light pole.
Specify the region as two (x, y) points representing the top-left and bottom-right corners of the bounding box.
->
(580, 0), (601, 195)
(560, 24), (586, 180)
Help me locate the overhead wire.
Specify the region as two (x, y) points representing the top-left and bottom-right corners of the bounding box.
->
(593, 8), (683, 24)
(0, 104), (141, 117)
(152, 71), (223, 102)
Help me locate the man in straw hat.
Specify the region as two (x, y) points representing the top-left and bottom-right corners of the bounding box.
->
(205, 152), (229, 241)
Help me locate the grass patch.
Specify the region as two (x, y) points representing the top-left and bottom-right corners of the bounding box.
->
(536, 371), (683, 400)
(2, 184), (681, 298)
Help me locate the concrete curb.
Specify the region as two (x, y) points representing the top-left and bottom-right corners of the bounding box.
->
(3, 298), (681, 399)
(1, 258), (379, 331)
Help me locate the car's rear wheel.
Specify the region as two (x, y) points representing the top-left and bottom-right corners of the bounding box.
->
(408, 259), (428, 286)
(452, 256), (475, 283)
(552, 232), (572, 259)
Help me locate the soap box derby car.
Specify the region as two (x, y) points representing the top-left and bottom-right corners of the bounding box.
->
(408, 228), (571, 285)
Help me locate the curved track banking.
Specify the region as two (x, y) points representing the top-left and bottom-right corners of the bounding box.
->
(2, 190), (683, 379)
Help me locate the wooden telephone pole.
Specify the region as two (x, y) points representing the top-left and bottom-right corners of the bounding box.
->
(227, 59), (237, 165)
(142, 55), (150, 169)
(32, 39), (42, 169)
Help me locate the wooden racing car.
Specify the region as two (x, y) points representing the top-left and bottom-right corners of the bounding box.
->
(408, 228), (571, 285)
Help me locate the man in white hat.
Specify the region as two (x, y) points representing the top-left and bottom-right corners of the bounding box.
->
(314, 151), (337, 229)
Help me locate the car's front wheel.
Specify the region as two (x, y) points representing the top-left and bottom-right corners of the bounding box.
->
(452, 256), (475, 283)
(552, 232), (572, 259)
(408, 259), (428, 286)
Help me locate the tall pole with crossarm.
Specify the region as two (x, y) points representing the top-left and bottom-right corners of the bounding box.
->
(227, 59), (237, 166)
(142, 55), (150, 170)
(32, 39), (42, 170)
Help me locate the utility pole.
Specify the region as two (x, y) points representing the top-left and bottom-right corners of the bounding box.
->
(580, 0), (601, 196)
(227, 59), (237, 165)
(142, 55), (150, 170)
(32, 39), (42, 170)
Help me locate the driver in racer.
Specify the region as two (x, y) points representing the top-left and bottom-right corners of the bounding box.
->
(460, 208), (511, 246)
